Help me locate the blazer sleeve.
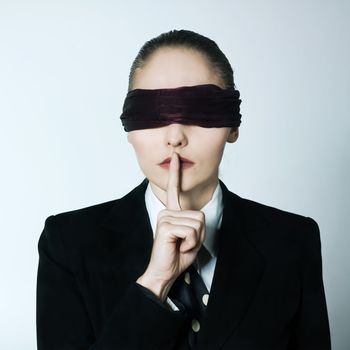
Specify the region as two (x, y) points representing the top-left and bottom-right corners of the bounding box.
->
(287, 217), (332, 350)
(36, 215), (187, 350)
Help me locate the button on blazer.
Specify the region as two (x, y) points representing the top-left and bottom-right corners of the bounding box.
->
(36, 179), (331, 350)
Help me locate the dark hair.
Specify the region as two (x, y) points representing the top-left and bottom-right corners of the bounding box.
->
(128, 29), (235, 91)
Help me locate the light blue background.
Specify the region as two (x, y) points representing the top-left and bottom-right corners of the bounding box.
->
(0, 0), (349, 349)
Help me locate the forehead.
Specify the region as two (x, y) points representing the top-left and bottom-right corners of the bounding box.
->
(133, 47), (224, 89)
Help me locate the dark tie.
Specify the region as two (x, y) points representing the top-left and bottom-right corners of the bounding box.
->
(169, 246), (211, 349)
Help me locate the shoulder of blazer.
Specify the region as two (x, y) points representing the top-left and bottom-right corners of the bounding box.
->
(46, 178), (312, 228)
(42, 178), (318, 258)
(46, 179), (146, 223)
(218, 180), (320, 259)
(42, 179), (149, 249)
(219, 179), (314, 227)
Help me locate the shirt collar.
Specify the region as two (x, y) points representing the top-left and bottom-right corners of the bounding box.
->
(145, 181), (223, 258)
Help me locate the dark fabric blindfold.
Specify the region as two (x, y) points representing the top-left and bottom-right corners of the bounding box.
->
(120, 84), (242, 132)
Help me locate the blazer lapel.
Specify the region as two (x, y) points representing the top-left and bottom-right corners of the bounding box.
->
(100, 179), (267, 350)
(100, 179), (154, 278)
(196, 181), (268, 350)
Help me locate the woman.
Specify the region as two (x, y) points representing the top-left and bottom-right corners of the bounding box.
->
(36, 29), (331, 349)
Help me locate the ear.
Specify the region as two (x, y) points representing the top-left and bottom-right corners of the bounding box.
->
(227, 127), (239, 143)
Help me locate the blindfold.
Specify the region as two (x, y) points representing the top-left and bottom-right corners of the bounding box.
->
(120, 84), (242, 132)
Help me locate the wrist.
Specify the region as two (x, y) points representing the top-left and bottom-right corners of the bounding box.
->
(136, 273), (174, 303)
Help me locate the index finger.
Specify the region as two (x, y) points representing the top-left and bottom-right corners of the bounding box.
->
(166, 152), (181, 210)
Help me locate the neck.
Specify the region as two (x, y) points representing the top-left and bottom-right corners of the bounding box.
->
(149, 177), (219, 211)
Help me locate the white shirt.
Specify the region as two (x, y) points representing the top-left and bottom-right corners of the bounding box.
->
(144, 181), (223, 302)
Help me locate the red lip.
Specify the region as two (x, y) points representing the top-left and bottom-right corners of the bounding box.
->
(159, 156), (194, 165)
(159, 155), (195, 170)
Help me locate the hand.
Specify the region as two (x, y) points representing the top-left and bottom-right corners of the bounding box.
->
(136, 152), (206, 302)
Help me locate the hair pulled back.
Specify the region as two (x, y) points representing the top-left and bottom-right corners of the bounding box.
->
(128, 29), (235, 91)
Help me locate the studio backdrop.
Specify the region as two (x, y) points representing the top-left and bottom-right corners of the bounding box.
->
(0, 1), (349, 349)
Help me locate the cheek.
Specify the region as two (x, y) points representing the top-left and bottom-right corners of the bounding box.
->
(206, 143), (226, 169)
(196, 131), (228, 159)
(129, 131), (155, 154)
(128, 132), (160, 171)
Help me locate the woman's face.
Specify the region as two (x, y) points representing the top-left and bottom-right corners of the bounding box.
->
(127, 47), (238, 194)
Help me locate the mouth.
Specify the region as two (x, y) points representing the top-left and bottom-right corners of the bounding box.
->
(159, 156), (195, 169)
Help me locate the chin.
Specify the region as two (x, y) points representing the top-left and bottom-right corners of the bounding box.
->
(179, 176), (208, 193)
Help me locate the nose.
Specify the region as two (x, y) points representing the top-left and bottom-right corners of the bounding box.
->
(165, 123), (188, 149)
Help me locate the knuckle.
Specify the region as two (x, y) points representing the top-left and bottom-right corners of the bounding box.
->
(157, 209), (169, 219)
(194, 221), (202, 231)
(190, 222), (200, 234)
(189, 210), (204, 221)
(186, 233), (196, 246)
(157, 212), (164, 221)
(157, 221), (169, 232)
(188, 227), (197, 240)
(157, 217), (165, 226)
(197, 210), (205, 220)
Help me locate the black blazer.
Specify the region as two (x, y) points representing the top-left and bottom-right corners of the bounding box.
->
(36, 179), (331, 350)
